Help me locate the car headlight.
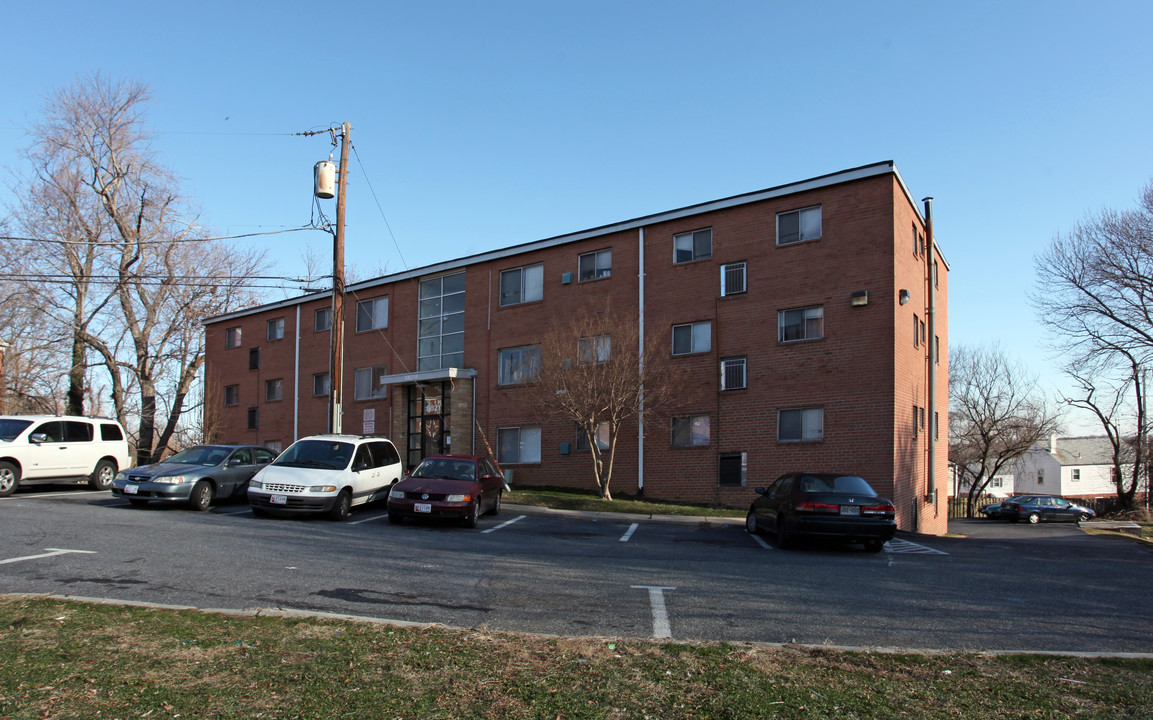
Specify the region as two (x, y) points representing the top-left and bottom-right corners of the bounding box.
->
(114, 472), (127, 481)
(310, 485), (338, 493)
(154, 476), (187, 485)
(249, 479), (263, 490)
(446, 494), (471, 502)
(389, 488), (406, 500)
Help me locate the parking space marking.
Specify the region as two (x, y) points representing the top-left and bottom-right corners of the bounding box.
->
(632, 585), (675, 638)
(349, 513), (389, 525)
(0, 548), (97, 565)
(482, 515), (526, 534)
(216, 508), (255, 516)
(620, 523), (639, 542)
(749, 534), (773, 550)
(3, 490), (109, 500)
(885, 538), (948, 555)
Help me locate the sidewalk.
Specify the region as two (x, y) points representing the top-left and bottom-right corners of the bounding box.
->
(502, 503), (745, 528)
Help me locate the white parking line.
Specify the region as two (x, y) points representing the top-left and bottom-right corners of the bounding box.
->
(885, 538), (948, 555)
(216, 508), (255, 516)
(3, 490), (109, 500)
(482, 515), (526, 534)
(0, 548), (97, 565)
(750, 534), (773, 550)
(632, 585), (675, 638)
(349, 513), (389, 525)
(620, 523), (639, 542)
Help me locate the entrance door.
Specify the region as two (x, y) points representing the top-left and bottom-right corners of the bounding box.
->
(406, 382), (452, 469)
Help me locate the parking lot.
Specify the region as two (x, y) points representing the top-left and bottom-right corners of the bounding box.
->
(2, 486), (1152, 653)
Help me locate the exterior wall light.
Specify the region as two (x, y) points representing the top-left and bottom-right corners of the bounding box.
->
(899, 289), (910, 305)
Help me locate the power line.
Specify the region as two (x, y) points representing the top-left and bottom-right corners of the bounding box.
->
(0, 226), (326, 247)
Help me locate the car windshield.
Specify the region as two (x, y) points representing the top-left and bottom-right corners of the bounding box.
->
(273, 440), (354, 471)
(797, 474), (877, 495)
(411, 458), (476, 481)
(166, 446), (230, 466)
(0, 419), (34, 442)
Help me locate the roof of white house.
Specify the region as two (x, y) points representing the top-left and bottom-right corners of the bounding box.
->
(1044, 436), (1116, 466)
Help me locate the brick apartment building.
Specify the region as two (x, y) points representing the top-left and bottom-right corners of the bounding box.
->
(203, 160), (949, 535)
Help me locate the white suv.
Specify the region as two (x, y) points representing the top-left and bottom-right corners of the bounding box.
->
(0, 415), (132, 497)
(247, 434), (403, 520)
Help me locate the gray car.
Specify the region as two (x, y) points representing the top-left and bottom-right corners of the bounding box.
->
(111, 444), (276, 511)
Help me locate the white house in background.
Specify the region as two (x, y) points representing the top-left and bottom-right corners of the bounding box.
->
(1012, 435), (1119, 499)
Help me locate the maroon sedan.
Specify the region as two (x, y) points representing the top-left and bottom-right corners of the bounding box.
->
(387, 455), (504, 528)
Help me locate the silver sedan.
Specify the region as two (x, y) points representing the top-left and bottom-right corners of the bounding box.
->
(111, 444), (276, 511)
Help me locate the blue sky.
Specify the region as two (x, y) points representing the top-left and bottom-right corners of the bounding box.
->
(3, 1), (1151, 433)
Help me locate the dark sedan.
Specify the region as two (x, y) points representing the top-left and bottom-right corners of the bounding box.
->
(111, 444), (276, 511)
(387, 455), (504, 528)
(1000, 495), (1096, 524)
(745, 472), (897, 552)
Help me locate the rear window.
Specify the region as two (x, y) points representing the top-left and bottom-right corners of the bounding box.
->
(798, 474), (877, 495)
(100, 423), (125, 441)
(0, 419), (33, 442)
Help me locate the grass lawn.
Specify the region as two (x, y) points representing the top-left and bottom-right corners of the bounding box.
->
(2, 596), (1151, 719)
(505, 486), (745, 519)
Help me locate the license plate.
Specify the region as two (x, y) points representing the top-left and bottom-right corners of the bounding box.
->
(414, 503), (432, 513)
(270, 494), (287, 505)
(124, 484), (138, 495)
(840, 505), (860, 516)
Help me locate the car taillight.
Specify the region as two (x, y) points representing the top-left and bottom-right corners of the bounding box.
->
(861, 503), (895, 517)
(795, 500), (840, 514)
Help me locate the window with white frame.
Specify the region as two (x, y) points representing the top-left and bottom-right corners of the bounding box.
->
(778, 407), (823, 442)
(721, 261), (747, 296)
(674, 228), (712, 263)
(672, 321), (711, 355)
(354, 364), (388, 400)
(778, 306), (823, 342)
(671, 415), (711, 447)
(315, 307), (331, 332)
(418, 272), (466, 371)
(777, 206), (822, 245)
(1037, 469), (1045, 485)
(575, 422), (610, 452)
(720, 357), (747, 390)
(265, 378), (283, 402)
(578, 249), (612, 281)
(224, 385), (239, 406)
(225, 327), (242, 349)
(264, 439), (283, 454)
(1072, 469), (1081, 481)
(499, 264), (544, 306)
(578, 335), (611, 365)
(313, 372), (330, 397)
(356, 296), (389, 332)
(267, 317), (285, 341)
(498, 426), (541, 464)
(718, 452), (747, 486)
(498, 345), (542, 385)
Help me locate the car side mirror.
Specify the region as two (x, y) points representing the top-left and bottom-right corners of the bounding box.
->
(29, 433), (49, 445)
(754, 487), (767, 495)
(228, 457), (243, 466)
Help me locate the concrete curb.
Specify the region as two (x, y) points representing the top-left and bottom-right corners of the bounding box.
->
(501, 503), (745, 527)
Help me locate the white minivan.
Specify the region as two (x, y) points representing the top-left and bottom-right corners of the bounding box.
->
(247, 434), (403, 520)
(0, 415), (132, 497)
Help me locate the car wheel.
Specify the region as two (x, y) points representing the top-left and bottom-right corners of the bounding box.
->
(129, 499), (149, 508)
(745, 511), (759, 535)
(462, 499), (480, 529)
(487, 490), (502, 516)
(388, 510), (404, 524)
(0, 461), (19, 498)
(1077, 513), (1092, 522)
(864, 540), (885, 553)
(89, 459), (116, 491)
(188, 480), (214, 512)
(776, 516), (794, 550)
(1027, 512), (1041, 524)
(328, 490), (352, 521)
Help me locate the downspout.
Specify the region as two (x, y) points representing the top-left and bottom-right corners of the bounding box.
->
(294, 304), (301, 442)
(924, 197), (937, 522)
(637, 227), (645, 497)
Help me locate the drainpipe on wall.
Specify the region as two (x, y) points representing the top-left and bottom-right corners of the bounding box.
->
(924, 197), (937, 522)
(637, 227), (646, 497)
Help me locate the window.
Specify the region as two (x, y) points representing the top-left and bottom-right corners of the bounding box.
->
(265, 378), (283, 402)
(267, 317), (285, 341)
(721, 261), (747, 296)
(575, 422), (610, 452)
(719, 452), (747, 487)
(720, 357), (747, 390)
(1037, 470), (1045, 485)
(778, 407), (823, 442)
(777, 206), (822, 245)
(354, 365), (388, 400)
(264, 440), (283, 454)
(913, 315), (920, 347)
(418, 272), (466, 371)
(247, 407), (258, 430)
(100, 423), (124, 442)
(1072, 469), (1081, 481)
(498, 426), (541, 464)
(500, 264), (543, 306)
(578, 335), (611, 365)
(912, 405), (919, 439)
(498, 345), (542, 385)
(671, 415), (711, 447)
(249, 348), (260, 370)
(920, 320), (927, 346)
(315, 307), (331, 332)
(672, 321), (711, 355)
(674, 228), (712, 263)
(992, 477), (1004, 488)
(225, 327), (242, 349)
(934, 411), (939, 440)
(224, 385), (239, 407)
(313, 372), (330, 397)
(778, 306), (823, 342)
(579, 249), (612, 281)
(913, 225), (919, 256)
(356, 296), (389, 332)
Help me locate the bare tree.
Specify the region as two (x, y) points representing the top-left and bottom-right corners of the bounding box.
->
(527, 298), (680, 500)
(1034, 179), (1153, 510)
(5, 74), (268, 463)
(949, 345), (1061, 516)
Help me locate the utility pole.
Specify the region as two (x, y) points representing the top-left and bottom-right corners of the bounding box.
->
(330, 122), (351, 434)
